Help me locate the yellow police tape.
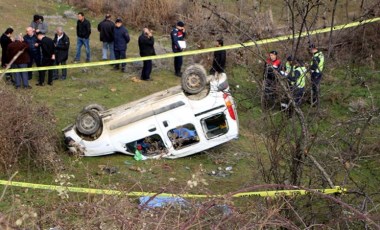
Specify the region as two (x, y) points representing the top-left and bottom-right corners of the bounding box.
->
(0, 179), (346, 198)
(1, 17), (379, 74)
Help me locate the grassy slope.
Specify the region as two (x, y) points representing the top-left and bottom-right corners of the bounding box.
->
(0, 0), (379, 225)
(0, 0), (259, 194)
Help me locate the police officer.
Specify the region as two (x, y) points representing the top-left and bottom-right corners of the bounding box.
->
(287, 59), (307, 106)
(309, 44), (324, 106)
(170, 21), (186, 77)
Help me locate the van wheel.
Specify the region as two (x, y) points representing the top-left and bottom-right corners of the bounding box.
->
(82, 103), (106, 112)
(76, 110), (102, 136)
(182, 64), (207, 95)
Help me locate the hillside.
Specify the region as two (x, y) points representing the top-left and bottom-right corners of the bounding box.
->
(0, 0), (380, 229)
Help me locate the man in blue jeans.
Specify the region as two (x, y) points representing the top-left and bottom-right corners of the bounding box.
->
(74, 12), (91, 62)
(97, 14), (115, 61)
(7, 35), (32, 89)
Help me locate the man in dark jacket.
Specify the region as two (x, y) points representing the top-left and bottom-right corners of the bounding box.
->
(263, 50), (282, 107)
(53, 27), (70, 80)
(138, 28), (156, 81)
(24, 26), (41, 80)
(98, 14), (115, 60)
(1, 28), (14, 68)
(74, 12), (91, 62)
(209, 39), (226, 74)
(7, 35), (31, 89)
(170, 21), (186, 77)
(1, 28), (14, 82)
(36, 32), (55, 86)
(113, 18), (130, 72)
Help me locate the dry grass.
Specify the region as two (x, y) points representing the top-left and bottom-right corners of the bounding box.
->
(0, 87), (62, 173)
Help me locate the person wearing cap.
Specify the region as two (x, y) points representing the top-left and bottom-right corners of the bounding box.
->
(263, 50), (282, 105)
(309, 44), (324, 106)
(6, 35), (31, 89)
(170, 21), (186, 77)
(36, 32), (55, 86)
(53, 27), (70, 80)
(113, 18), (130, 72)
(287, 59), (307, 106)
(209, 39), (226, 75)
(138, 28), (156, 81)
(24, 26), (41, 80)
(74, 12), (91, 62)
(97, 14), (115, 61)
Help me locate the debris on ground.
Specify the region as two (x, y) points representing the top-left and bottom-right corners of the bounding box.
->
(128, 166), (146, 173)
(134, 149), (147, 161)
(208, 167), (233, 178)
(131, 76), (142, 83)
(97, 165), (118, 175)
(162, 163), (172, 171)
(124, 160), (133, 165)
(139, 196), (188, 208)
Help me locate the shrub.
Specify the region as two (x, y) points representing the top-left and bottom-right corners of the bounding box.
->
(0, 88), (62, 173)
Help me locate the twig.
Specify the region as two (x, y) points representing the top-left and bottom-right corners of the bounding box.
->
(0, 49), (25, 85)
(0, 171), (19, 201)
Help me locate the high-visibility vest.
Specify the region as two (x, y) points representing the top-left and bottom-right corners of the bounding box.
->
(285, 62), (292, 74)
(293, 66), (306, 88)
(311, 51), (325, 73)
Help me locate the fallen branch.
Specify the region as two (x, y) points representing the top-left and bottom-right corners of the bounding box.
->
(0, 49), (25, 86)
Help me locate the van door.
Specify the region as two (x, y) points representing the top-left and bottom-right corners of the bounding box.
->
(153, 99), (203, 157)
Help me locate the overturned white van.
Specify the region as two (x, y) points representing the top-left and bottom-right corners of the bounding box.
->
(63, 65), (239, 159)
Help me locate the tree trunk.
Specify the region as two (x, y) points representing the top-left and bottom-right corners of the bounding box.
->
(328, 0), (338, 58)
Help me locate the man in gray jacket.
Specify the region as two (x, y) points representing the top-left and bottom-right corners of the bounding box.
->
(30, 15), (48, 34)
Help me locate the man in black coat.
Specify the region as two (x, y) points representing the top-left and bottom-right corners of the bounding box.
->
(74, 12), (91, 62)
(53, 27), (70, 80)
(1, 28), (14, 82)
(138, 28), (156, 81)
(210, 39), (226, 74)
(36, 32), (55, 86)
(98, 14), (115, 60)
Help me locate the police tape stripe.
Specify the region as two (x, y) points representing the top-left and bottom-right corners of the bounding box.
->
(1, 17), (379, 74)
(0, 180), (345, 198)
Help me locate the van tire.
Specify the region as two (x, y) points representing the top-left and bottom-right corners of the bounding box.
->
(82, 103), (106, 112)
(182, 64), (207, 95)
(76, 110), (102, 136)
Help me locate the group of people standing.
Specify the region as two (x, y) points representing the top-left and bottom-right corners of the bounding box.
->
(0, 14), (70, 88)
(1, 12), (228, 88)
(96, 14), (156, 80)
(264, 45), (325, 109)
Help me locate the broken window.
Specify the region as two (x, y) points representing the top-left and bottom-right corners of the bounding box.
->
(201, 113), (228, 139)
(125, 134), (167, 156)
(168, 124), (199, 150)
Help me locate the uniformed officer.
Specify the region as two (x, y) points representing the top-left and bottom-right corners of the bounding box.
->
(170, 21), (186, 77)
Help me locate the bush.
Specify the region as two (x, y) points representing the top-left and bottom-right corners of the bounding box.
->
(0, 88), (62, 173)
